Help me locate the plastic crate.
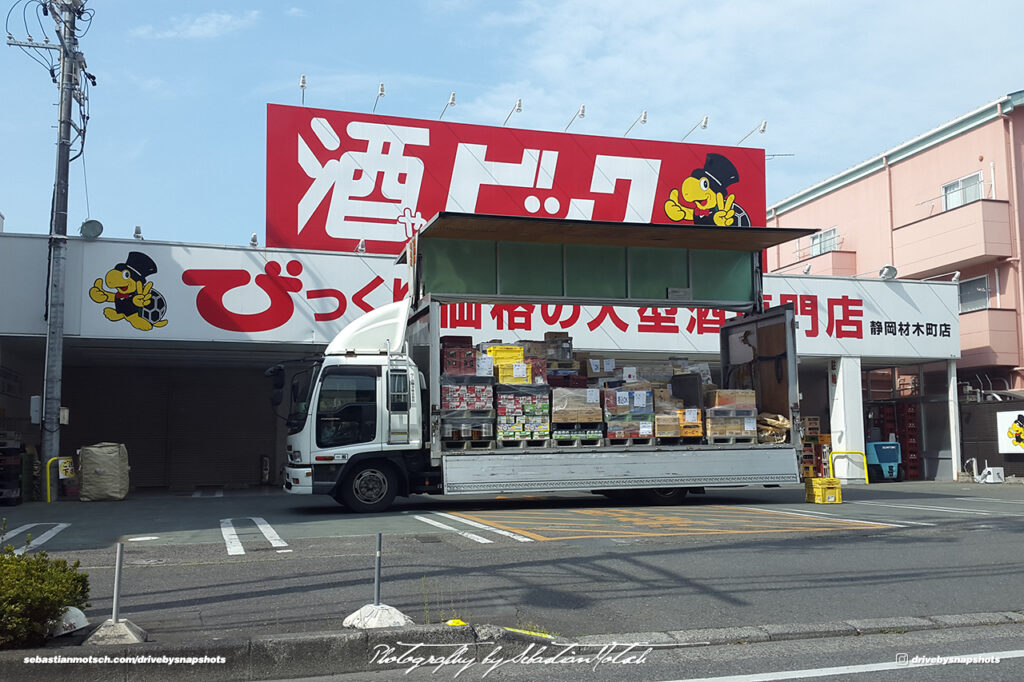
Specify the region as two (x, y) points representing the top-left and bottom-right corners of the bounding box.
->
(805, 477), (842, 504)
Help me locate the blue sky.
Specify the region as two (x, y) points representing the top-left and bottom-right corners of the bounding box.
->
(2, 0), (1023, 246)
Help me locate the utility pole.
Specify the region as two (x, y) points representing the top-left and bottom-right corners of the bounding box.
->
(8, 1), (90, 487)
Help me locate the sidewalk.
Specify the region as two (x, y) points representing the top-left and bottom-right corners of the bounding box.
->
(3, 610), (1023, 681)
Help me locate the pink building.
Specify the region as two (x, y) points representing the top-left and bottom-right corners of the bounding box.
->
(768, 90), (1024, 392)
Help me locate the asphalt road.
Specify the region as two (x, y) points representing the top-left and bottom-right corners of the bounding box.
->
(298, 623), (1024, 681)
(3, 481), (1023, 645)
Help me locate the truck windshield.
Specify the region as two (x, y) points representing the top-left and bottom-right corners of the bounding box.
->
(287, 362), (321, 435)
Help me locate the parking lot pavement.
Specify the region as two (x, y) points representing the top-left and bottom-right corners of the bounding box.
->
(1, 480), (1021, 559)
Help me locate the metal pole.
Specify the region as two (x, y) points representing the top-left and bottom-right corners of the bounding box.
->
(40, 1), (79, 483)
(111, 541), (124, 623)
(373, 533), (382, 606)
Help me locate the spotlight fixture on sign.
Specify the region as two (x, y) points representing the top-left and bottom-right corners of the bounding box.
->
(133, 225), (144, 240)
(681, 115), (708, 141)
(440, 91), (456, 119)
(356, 239), (366, 254)
(737, 120), (767, 145)
(372, 82), (385, 113)
(299, 74), (307, 106)
(503, 98), (522, 126)
(624, 109), (647, 137)
(565, 104), (585, 132)
(79, 219), (103, 239)
(879, 264), (898, 280)
(250, 233), (259, 248)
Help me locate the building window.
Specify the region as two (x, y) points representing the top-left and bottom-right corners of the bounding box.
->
(942, 172), (982, 211)
(958, 275), (989, 313)
(809, 227), (839, 256)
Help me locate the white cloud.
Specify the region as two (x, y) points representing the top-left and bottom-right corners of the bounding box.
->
(131, 10), (260, 40)
(285, 8), (307, 18)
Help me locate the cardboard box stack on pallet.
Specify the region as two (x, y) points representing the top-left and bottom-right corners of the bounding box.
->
(437, 329), (787, 451)
(497, 385), (551, 443)
(704, 389), (758, 443)
(800, 417), (826, 477)
(603, 383), (655, 441)
(439, 336), (495, 447)
(550, 388), (604, 444)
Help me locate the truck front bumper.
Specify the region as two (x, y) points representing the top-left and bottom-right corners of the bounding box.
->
(283, 466), (313, 494)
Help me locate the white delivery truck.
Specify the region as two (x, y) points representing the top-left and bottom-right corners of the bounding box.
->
(270, 212), (815, 512)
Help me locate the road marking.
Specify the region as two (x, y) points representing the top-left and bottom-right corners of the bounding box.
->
(127, 536), (160, 541)
(434, 512), (534, 542)
(780, 508), (836, 516)
(850, 500), (1001, 516)
(956, 497), (1024, 505)
(414, 515), (493, 543)
(666, 648), (1024, 681)
(730, 506), (905, 528)
(193, 490), (224, 498)
(5, 523), (71, 555)
(219, 517), (288, 556)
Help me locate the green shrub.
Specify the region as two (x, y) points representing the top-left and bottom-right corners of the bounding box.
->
(0, 521), (90, 649)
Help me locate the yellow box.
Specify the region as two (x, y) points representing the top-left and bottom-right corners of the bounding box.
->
(496, 362), (531, 384)
(680, 422), (704, 437)
(805, 477), (842, 504)
(817, 433), (832, 445)
(486, 345), (525, 362)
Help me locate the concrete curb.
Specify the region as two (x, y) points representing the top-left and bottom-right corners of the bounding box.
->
(1, 611), (1022, 680)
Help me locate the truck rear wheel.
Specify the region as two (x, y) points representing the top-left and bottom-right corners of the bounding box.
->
(335, 461), (397, 513)
(640, 487), (688, 505)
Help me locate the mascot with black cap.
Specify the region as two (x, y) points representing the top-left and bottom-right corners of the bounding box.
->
(89, 251), (169, 331)
(665, 153), (751, 227)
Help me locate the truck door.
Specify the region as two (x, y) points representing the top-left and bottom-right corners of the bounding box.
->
(719, 304), (800, 442)
(311, 366), (383, 457)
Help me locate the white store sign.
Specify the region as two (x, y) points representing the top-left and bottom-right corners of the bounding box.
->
(0, 234), (960, 359)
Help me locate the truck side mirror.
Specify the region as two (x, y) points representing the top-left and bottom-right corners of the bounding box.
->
(270, 389), (283, 407)
(265, 364), (285, 390)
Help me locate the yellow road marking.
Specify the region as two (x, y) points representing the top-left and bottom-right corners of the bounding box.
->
(447, 505), (886, 542)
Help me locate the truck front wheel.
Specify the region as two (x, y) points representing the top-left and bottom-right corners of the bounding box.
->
(335, 461), (398, 513)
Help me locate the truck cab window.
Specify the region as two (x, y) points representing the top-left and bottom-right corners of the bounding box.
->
(316, 371), (378, 447)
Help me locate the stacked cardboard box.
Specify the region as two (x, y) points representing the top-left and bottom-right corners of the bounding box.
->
(606, 418), (654, 439)
(706, 416), (758, 439)
(544, 331), (573, 362)
(704, 389), (757, 440)
(653, 388), (687, 437)
(440, 376), (494, 410)
(603, 383), (654, 440)
(496, 385), (551, 440)
(551, 388), (604, 423)
(577, 353), (616, 379)
(705, 389), (757, 408)
(603, 384), (654, 418)
(441, 335), (477, 376)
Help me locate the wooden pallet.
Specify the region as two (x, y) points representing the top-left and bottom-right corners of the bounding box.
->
(603, 437), (655, 447)
(496, 439), (552, 449)
(552, 437), (604, 448)
(442, 439), (496, 451)
(707, 435), (756, 445)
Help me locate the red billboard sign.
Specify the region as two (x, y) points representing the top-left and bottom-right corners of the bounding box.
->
(266, 104), (766, 254)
